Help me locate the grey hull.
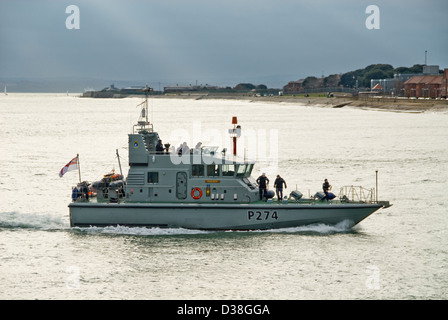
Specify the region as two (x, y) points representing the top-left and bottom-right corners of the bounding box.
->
(69, 202), (382, 230)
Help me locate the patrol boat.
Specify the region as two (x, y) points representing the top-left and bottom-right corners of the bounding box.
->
(69, 91), (391, 230)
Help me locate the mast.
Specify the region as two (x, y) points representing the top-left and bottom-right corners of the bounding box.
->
(375, 170), (378, 203)
(116, 149), (123, 177)
(134, 85), (153, 133)
(77, 154), (81, 183)
(143, 85), (149, 124)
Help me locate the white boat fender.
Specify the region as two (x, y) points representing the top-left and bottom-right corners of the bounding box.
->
(290, 190), (303, 201)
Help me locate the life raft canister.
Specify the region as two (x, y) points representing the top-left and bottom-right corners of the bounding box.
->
(191, 187), (202, 200)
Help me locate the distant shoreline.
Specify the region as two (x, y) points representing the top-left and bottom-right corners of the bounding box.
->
(45, 90), (447, 113)
(6, 91), (447, 113)
(145, 92), (448, 113)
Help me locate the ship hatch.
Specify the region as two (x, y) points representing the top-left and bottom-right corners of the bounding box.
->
(176, 172), (188, 199)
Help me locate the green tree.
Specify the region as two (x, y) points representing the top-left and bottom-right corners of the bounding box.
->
(408, 64), (424, 73)
(339, 71), (359, 87)
(338, 64), (394, 88)
(323, 74), (340, 87)
(365, 63), (393, 73)
(302, 76), (320, 89)
(234, 83), (256, 91)
(393, 64), (427, 75)
(362, 69), (390, 87)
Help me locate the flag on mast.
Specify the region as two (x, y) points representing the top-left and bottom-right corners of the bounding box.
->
(59, 156), (79, 178)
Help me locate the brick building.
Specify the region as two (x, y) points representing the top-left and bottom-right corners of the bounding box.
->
(404, 74), (442, 98)
(283, 79), (304, 93)
(441, 68), (448, 99)
(403, 67), (448, 98)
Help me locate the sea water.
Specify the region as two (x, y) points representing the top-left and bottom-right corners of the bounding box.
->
(0, 93), (447, 299)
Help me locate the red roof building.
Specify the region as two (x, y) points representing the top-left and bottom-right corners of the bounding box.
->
(372, 83), (383, 91)
(404, 74), (443, 98)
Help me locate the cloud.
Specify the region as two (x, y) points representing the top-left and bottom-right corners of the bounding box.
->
(1, 0), (447, 88)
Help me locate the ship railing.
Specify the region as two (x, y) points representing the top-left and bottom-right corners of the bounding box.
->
(338, 185), (376, 203)
(199, 146), (219, 156)
(133, 121), (153, 134)
(146, 145), (219, 155)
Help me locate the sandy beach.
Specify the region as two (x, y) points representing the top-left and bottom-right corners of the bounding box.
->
(152, 92), (448, 113)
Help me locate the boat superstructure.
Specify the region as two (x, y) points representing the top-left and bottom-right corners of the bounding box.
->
(68, 89), (391, 230)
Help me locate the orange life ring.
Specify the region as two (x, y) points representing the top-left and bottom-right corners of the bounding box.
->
(191, 187), (202, 200)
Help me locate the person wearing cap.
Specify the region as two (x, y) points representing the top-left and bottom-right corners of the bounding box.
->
(256, 173), (270, 201)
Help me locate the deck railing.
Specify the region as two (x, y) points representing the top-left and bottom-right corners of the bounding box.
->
(339, 185), (376, 203)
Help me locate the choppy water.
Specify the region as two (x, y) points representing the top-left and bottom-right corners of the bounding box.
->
(1, 93), (447, 300)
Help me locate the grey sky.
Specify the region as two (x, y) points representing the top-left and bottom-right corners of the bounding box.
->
(1, 0), (447, 88)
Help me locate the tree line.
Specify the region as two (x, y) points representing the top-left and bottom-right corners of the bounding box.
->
(302, 64), (426, 90)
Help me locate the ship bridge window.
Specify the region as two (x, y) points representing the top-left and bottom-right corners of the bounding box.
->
(222, 164), (235, 177)
(207, 164), (219, 177)
(192, 164), (205, 177)
(236, 164), (246, 177)
(147, 172), (159, 183)
(245, 164), (253, 177)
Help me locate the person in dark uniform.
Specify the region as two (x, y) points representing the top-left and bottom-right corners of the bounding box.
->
(274, 175), (287, 201)
(323, 179), (331, 194)
(256, 173), (270, 201)
(156, 139), (164, 154)
(322, 178), (331, 201)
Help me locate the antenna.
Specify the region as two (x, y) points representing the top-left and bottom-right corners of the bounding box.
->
(143, 85), (152, 123)
(134, 85), (153, 133)
(116, 149), (123, 177)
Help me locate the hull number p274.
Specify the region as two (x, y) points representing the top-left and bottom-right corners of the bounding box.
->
(247, 210), (278, 221)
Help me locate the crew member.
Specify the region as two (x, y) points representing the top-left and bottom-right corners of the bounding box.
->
(323, 179), (331, 195)
(322, 178), (331, 201)
(256, 173), (270, 201)
(274, 175), (287, 201)
(156, 139), (164, 154)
